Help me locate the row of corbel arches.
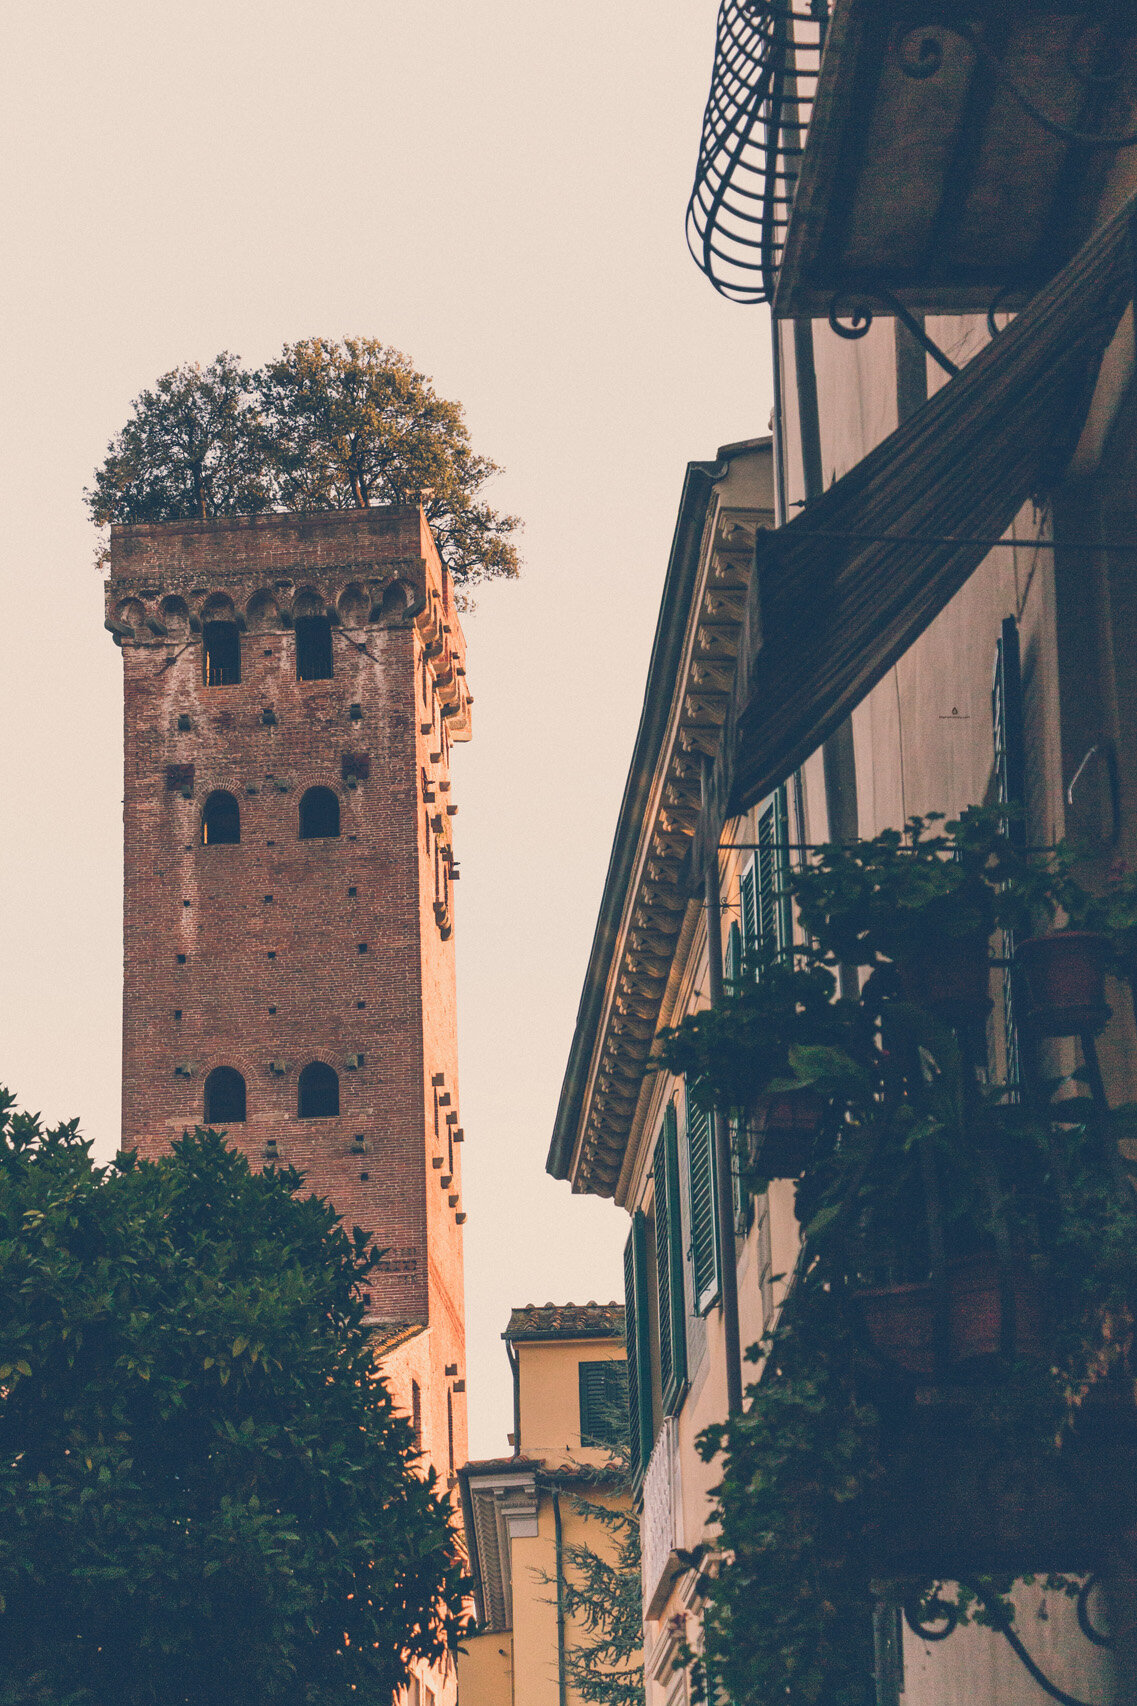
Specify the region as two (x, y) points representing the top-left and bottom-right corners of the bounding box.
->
(116, 578), (419, 643)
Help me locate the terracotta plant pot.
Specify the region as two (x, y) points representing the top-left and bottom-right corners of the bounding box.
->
(895, 933), (991, 1019)
(1014, 931), (1110, 1038)
(857, 1253), (1046, 1377)
(747, 1089), (825, 1179)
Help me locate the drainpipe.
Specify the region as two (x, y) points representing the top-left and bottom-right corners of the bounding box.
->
(793, 317), (859, 989)
(704, 760), (744, 1417)
(552, 1488), (568, 1706)
(505, 1336), (521, 1454)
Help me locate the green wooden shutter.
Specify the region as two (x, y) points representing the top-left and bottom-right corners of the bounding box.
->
(622, 1211), (653, 1484)
(756, 787), (791, 957)
(686, 1085), (720, 1314)
(724, 921), (742, 991)
(738, 864), (758, 966)
(579, 1360), (629, 1449)
(653, 1106), (687, 1412)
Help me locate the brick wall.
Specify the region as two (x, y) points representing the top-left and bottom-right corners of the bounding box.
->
(107, 505), (469, 1490)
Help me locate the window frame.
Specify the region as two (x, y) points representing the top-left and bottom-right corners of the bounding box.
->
(653, 1106), (688, 1413)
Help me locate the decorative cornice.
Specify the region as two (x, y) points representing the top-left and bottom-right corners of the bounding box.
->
(548, 441), (774, 1196)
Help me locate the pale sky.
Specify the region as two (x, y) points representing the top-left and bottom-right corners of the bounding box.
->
(0, 0), (770, 1456)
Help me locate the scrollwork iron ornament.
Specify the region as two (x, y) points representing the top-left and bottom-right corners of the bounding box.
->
(828, 287), (961, 377)
(903, 1580), (1111, 1706)
(1076, 1574), (1114, 1649)
(895, 21), (1137, 150)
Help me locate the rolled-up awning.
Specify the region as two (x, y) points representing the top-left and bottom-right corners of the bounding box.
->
(729, 186), (1137, 816)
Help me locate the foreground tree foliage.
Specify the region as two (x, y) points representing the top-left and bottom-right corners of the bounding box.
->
(0, 1095), (466, 1706)
(86, 339), (521, 594)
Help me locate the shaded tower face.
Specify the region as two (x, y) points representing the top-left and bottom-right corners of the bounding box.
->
(105, 507), (471, 1337)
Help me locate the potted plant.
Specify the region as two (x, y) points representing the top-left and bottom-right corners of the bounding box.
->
(654, 960), (854, 1180)
(788, 811), (1027, 1020)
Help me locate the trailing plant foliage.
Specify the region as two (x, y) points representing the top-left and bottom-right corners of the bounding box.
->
(87, 339), (521, 594)
(656, 959), (854, 1118)
(0, 1096), (467, 1706)
(676, 811), (1137, 1704)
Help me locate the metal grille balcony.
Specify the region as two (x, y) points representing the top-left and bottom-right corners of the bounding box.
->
(686, 1), (829, 304)
(641, 1416), (684, 1618)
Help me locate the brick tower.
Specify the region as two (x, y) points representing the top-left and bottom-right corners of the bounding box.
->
(105, 505), (470, 1536)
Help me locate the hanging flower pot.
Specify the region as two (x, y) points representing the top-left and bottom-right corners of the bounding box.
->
(746, 1088), (825, 1179)
(856, 1253), (1046, 1376)
(894, 932), (992, 1020)
(1014, 931), (1110, 1037)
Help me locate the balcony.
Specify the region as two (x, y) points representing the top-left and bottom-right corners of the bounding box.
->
(641, 1417), (684, 1619)
(689, 0), (1137, 318)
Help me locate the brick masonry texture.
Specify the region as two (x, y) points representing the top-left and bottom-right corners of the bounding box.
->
(107, 505), (470, 1493)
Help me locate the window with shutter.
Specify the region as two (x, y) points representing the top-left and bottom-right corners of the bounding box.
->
(993, 617), (1026, 1095)
(724, 920), (742, 991)
(686, 1087), (720, 1314)
(653, 1106), (687, 1412)
(756, 787), (792, 958)
(578, 1359), (629, 1449)
(738, 865), (758, 965)
(622, 1211), (654, 1486)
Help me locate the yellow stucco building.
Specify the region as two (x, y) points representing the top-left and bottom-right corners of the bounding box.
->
(457, 1303), (638, 1706)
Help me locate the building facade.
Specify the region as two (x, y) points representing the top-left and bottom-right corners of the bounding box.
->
(106, 503), (471, 1702)
(458, 1304), (636, 1706)
(550, 6), (1137, 1702)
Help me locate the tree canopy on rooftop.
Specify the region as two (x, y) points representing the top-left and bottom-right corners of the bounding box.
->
(86, 338), (521, 594)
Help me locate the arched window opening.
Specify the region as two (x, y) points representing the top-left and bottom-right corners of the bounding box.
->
(299, 786), (340, 840)
(298, 1061), (339, 1119)
(201, 790), (240, 846)
(296, 615), (333, 681)
(204, 1066), (246, 1125)
(203, 621), (241, 686)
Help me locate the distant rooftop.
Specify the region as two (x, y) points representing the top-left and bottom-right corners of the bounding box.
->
(504, 1301), (624, 1343)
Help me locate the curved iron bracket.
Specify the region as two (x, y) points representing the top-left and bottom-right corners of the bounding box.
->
(901, 1581), (1112, 1706)
(828, 289), (961, 377)
(895, 22), (1137, 150)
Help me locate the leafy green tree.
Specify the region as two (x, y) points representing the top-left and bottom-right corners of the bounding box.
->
(87, 339), (521, 595)
(259, 337), (521, 591)
(0, 1093), (466, 1706)
(85, 353), (272, 525)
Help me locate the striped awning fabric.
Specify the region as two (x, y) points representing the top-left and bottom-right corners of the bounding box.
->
(729, 188), (1137, 815)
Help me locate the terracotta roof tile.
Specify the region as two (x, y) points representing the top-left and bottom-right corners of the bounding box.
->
(503, 1301), (624, 1342)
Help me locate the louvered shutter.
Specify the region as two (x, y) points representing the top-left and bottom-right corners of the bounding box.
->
(756, 787), (791, 957)
(738, 864), (758, 966)
(724, 921), (742, 991)
(622, 1211), (654, 1485)
(579, 1360), (629, 1449)
(686, 1086), (720, 1314)
(653, 1107), (687, 1412)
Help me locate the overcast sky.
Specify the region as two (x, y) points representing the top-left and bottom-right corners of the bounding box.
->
(0, 0), (770, 1456)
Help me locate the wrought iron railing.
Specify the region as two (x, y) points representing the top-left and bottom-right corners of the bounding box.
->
(686, 1), (828, 304)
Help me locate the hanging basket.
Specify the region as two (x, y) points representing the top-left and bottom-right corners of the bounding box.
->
(746, 1088), (826, 1179)
(894, 933), (992, 1020)
(1014, 931), (1110, 1037)
(856, 1253), (1046, 1377)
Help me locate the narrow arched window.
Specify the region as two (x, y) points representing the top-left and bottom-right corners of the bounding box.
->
(298, 1061), (339, 1118)
(203, 621), (241, 686)
(295, 615), (333, 681)
(299, 786), (340, 839)
(201, 790), (240, 845)
(204, 1066), (246, 1124)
